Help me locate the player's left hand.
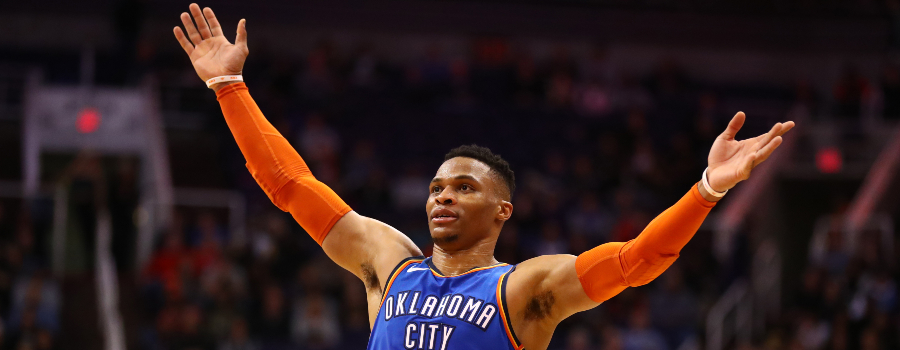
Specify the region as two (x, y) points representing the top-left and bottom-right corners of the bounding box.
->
(706, 112), (795, 192)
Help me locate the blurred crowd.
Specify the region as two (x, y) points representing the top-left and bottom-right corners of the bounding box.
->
(784, 213), (900, 350)
(143, 40), (729, 349)
(132, 37), (900, 350)
(0, 30), (899, 350)
(0, 200), (60, 350)
(140, 40), (749, 350)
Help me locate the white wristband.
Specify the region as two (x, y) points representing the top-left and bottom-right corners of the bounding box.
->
(205, 75), (243, 89)
(702, 168), (728, 198)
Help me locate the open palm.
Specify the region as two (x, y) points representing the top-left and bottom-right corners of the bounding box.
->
(706, 112), (795, 192)
(173, 3), (248, 84)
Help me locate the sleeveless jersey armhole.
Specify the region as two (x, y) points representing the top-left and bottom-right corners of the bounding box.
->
(497, 265), (525, 350)
(379, 256), (425, 308)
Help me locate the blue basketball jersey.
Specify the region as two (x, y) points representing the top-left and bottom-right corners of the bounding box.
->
(367, 256), (524, 350)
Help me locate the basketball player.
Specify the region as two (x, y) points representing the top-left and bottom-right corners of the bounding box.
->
(173, 4), (794, 349)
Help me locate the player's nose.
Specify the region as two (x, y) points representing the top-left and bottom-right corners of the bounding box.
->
(434, 187), (456, 205)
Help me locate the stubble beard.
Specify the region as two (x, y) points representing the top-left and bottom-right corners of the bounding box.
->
(431, 232), (460, 246)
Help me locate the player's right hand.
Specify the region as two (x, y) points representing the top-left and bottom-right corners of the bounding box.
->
(173, 3), (248, 89)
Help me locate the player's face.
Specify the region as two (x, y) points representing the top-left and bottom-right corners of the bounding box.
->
(426, 157), (508, 247)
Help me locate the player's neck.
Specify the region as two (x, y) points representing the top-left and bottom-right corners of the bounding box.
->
(431, 238), (499, 276)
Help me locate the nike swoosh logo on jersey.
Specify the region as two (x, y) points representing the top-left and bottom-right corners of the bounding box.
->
(407, 267), (431, 273)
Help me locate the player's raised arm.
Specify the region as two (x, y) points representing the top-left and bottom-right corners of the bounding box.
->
(507, 113), (794, 344)
(173, 4), (421, 289)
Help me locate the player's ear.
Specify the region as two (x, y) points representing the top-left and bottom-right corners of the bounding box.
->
(496, 200), (513, 222)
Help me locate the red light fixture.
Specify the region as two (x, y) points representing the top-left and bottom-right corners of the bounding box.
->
(816, 147), (842, 174)
(77, 107), (101, 133)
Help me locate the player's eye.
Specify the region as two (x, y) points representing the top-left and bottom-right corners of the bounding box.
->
(431, 186), (441, 193)
(460, 184), (471, 191)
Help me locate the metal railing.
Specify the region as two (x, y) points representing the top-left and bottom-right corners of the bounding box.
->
(706, 280), (751, 350)
(95, 210), (126, 350)
(751, 239), (781, 335)
(706, 239), (782, 350)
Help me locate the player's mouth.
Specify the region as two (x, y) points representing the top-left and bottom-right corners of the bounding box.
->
(430, 208), (458, 224)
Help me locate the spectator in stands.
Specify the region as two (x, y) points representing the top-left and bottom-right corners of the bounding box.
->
(349, 46), (378, 88)
(795, 267), (825, 314)
(35, 328), (55, 350)
(342, 140), (381, 194)
(547, 72), (575, 108)
(251, 284), (290, 345)
(824, 229), (850, 276)
(600, 326), (623, 350)
(219, 318), (258, 350)
(827, 312), (849, 350)
(621, 305), (668, 350)
(143, 229), (192, 300)
(170, 303), (214, 350)
(570, 155), (599, 191)
(535, 221), (568, 256)
(576, 78), (613, 117)
(648, 265), (698, 348)
(513, 52), (542, 106)
(6, 307), (41, 350)
(0, 244), (19, 318)
(191, 213), (224, 276)
(565, 327), (595, 350)
(566, 193), (611, 242)
(794, 312), (830, 350)
(614, 74), (654, 115)
(299, 112), (339, 161)
(203, 264), (244, 340)
(9, 273), (59, 335)
(391, 165), (430, 212)
(819, 277), (844, 320)
(290, 290), (340, 348)
(297, 43), (338, 102)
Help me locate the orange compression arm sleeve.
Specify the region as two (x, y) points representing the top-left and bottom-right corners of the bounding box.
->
(575, 183), (716, 302)
(216, 83), (351, 245)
